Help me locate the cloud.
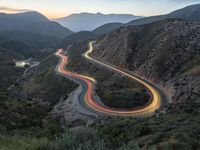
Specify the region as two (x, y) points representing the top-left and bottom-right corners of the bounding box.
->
(0, 7), (32, 13)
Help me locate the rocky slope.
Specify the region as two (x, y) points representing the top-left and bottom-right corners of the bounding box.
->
(92, 19), (200, 103)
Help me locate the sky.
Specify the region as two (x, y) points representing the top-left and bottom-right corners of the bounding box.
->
(0, 0), (199, 19)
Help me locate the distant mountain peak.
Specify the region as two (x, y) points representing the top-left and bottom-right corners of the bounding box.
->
(0, 11), (73, 39)
(54, 12), (143, 32)
(14, 11), (48, 21)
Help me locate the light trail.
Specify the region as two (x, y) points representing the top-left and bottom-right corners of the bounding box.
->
(55, 41), (165, 117)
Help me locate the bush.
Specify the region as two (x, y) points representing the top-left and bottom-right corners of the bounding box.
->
(46, 127), (106, 150)
(0, 135), (49, 150)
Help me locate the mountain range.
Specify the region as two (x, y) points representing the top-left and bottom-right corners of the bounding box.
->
(93, 3), (200, 35)
(59, 3), (200, 48)
(0, 11), (73, 38)
(0, 11), (74, 50)
(54, 12), (142, 32)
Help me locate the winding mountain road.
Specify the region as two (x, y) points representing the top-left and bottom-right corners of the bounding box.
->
(55, 41), (168, 117)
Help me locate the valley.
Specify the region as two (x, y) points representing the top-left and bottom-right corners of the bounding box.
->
(0, 2), (199, 150)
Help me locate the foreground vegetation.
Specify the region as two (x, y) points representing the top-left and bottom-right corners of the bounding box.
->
(46, 102), (200, 150)
(0, 89), (62, 150)
(95, 102), (200, 149)
(1, 94), (198, 150)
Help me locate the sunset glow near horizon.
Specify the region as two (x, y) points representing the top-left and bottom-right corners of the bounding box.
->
(0, 0), (199, 19)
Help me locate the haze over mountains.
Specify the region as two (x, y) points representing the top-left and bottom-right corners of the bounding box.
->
(54, 12), (142, 32)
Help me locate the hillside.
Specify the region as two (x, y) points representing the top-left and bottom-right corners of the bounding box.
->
(92, 19), (200, 104)
(10, 54), (78, 106)
(54, 12), (142, 31)
(0, 37), (33, 59)
(0, 11), (73, 39)
(93, 22), (124, 35)
(0, 36), (79, 148)
(0, 31), (60, 51)
(0, 37), (34, 90)
(60, 31), (99, 48)
(0, 53), (78, 149)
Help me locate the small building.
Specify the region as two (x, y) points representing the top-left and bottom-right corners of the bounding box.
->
(15, 61), (30, 67)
